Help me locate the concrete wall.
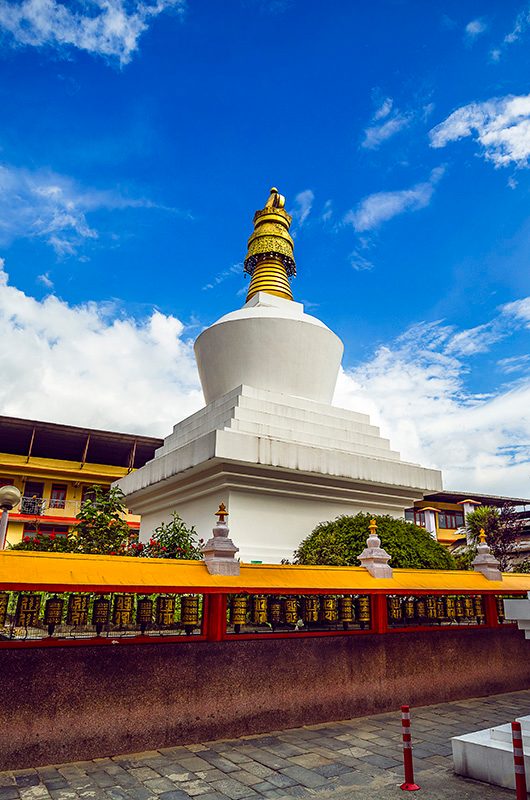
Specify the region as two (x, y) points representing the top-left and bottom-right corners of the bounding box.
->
(2, 627), (529, 771)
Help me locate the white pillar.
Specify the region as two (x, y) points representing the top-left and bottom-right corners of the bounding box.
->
(423, 508), (438, 540)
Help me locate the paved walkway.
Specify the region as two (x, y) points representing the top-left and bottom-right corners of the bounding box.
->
(4, 691), (530, 800)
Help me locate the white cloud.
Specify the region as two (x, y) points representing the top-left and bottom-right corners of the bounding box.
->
(37, 271), (54, 289)
(0, 264), (202, 435)
(344, 167), (444, 232)
(504, 5), (530, 46)
(349, 250), (373, 272)
(502, 296), (530, 324)
(0, 163), (172, 255)
(0, 0), (184, 65)
(498, 354), (530, 374)
(291, 189), (314, 226)
(465, 18), (487, 40)
(430, 94), (530, 168)
(373, 97), (393, 121)
(334, 308), (530, 497)
(361, 96), (413, 150)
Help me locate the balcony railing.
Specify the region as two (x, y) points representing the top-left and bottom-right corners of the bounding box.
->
(19, 497), (81, 516)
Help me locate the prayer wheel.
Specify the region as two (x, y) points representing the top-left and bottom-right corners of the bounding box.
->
(339, 596), (354, 629)
(269, 597), (282, 625)
(0, 592), (8, 627)
(44, 596), (64, 636)
(496, 596), (505, 623)
(15, 594), (41, 627)
(231, 595), (247, 633)
(113, 594), (134, 627)
(404, 598), (415, 621)
(358, 596), (371, 628)
(92, 597), (110, 636)
(445, 596), (456, 620)
(321, 595), (338, 623)
(415, 598), (427, 621)
(388, 596), (402, 624)
(474, 596), (485, 623)
(464, 596), (474, 620)
(252, 595), (268, 625)
(283, 597), (298, 625)
(455, 597), (464, 622)
(426, 597), (437, 622)
(67, 594), (90, 626)
(156, 596), (175, 627)
(136, 598), (153, 634)
(436, 596), (446, 622)
(181, 595), (200, 634)
(303, 596), (319, 624)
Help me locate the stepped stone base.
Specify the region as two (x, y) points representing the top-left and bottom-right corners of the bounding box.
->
(117, 385), (442, 562)
(453, 715), (530, 790)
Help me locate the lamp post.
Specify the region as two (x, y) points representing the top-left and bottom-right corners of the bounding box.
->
(0, 486), (22, 550)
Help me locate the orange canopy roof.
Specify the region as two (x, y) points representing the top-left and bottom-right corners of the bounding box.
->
(1, 551), (530, 594)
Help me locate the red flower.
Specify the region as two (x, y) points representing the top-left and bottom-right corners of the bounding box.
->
(23, 536), (31, 543)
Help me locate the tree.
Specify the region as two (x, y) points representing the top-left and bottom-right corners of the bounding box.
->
(293, 513), (455, 569)
(72, 485), (132, 555)
(464, 503), (524, 571)
(132, 512), (203, 559)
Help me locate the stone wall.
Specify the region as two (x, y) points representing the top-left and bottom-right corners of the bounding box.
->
(2, 627), (529, 771)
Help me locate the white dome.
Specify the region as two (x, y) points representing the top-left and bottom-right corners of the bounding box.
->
(194, 293), (344, 405)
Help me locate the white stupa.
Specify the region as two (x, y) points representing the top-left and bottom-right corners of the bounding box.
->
(117, 188), (442, 562)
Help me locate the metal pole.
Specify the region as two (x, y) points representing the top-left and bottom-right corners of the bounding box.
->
(0, 509), (9, 550)
(401, 705), (420, 791)
(512, 721), (527, 800)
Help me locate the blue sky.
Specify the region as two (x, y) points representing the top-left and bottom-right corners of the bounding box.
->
(1, 0), (530, 497)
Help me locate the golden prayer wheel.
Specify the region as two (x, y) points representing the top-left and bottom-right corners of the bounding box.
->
(455, 597), (464, 621)
(404, 598), (415, 620)
(415, 598), (427, 621)
(474, 596), (485, 622)
(269, 598), (282, 625)
(252, 595), (268, 625)
(67, 594), (90, 626)
(0, 592), (8, 628)
(358, 596), (371, 628)
(339, 596), (354, 628)
(464, 597), (474, 619)
(44, 596), (64, 636)
(231, 596), (247, 633)
(496, 596), (505, 623)
(15, 594), (41, 627)
(113, 594), (134, 627)
(92, 597), (110, 636)
(436, 596), (446, 622)
(181, 595), (200, 634)
(388, 596), (402, 623)
(283, 597), (298, 625)
(136, 598), (153, 633)
(446, 596), (456, 620)
(426, 597), (437, 621)
(321, 596), (338, 624)
(303, 596), (319, 624)
(156, 596), (175, 627)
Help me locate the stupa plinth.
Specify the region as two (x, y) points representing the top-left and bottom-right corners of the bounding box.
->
(117, 188), (442, 562)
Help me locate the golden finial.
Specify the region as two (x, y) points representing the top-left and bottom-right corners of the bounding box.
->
(244, 186), (296, 303)
(215, 502), (228, 523)
(369, 518), (378, 536)
(479, 528), (486, 544)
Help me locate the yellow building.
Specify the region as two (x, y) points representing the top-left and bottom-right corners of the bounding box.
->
(0, 416), (162, 546)
(409, 490), (530, 550)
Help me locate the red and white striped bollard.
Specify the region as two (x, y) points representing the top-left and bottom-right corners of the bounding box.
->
(401, 705), (420, 791)
(512, 721), (527, 800)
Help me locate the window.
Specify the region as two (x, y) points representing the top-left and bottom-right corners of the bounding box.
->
(438, 511), (464, 529)
(405, 509), (426, 527)
(81, 485), (104, 503)
(23, 524), (68, 539)
(49, 484), (67, 509)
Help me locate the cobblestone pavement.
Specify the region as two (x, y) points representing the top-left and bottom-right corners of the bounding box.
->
(4, 690), (530, 800)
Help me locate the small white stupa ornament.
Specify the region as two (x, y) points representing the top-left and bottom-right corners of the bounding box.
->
(472, 528), (502, 581)
(358, 518), (392, 579)
(202, 503), (240, 576)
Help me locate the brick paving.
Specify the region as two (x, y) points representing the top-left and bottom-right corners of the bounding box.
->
(4, 690), (530, 800)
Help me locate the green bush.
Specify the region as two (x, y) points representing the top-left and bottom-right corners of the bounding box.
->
(293, 512), (456, 570)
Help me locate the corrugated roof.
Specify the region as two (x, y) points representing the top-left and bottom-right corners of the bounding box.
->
(1, 551), (530, 594)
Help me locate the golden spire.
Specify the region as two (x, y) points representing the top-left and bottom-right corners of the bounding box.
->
(479, 528), (487, 544)
(244, 187), (296, 303)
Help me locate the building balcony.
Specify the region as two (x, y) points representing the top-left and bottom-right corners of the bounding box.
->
(19, 496), (81, 517)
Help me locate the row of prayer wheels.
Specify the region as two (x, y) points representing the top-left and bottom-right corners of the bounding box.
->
(387, 595), (490, 624)
(229, 594), (372, 630)
(0, 592), (201, 636)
